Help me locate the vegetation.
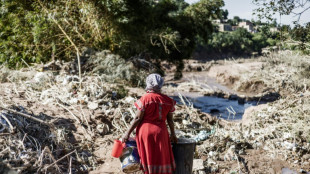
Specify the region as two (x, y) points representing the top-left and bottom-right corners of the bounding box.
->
(0, 0), (224, 69)
(200, 27), (278, 56)
(253, 0), (310, 21)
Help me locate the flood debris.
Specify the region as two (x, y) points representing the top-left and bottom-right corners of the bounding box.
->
(0, 51), (309, 173)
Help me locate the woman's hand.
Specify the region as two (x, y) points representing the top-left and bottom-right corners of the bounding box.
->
(122, 133), (130, 143)
(170, 134), (178, 143)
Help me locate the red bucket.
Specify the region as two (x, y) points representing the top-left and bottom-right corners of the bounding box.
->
(111, 140), (125, 158)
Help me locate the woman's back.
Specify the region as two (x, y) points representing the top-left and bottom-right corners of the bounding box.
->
(135, 92), (175, 124)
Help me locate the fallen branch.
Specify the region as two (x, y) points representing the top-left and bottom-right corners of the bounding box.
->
(0, 106), (50, 126)
(43, 149), (77, 171)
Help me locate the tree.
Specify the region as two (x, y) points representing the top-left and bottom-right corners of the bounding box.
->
(221, 9), (229, 20)
(291, 23), (310, 52)
(0, 0), (224, 69)
(253, 0), (310, 22)
(232, 16), (241, 26)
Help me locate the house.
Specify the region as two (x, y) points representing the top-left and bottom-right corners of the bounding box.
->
(270, 27), (279, 33)
(212, 19), (221, 24)
(238, 21), (254, 32)
(218, 24), (232, 32)
(232, 26), (239, 31)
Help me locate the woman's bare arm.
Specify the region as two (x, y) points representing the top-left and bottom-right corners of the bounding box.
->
(167, 112), (177, 143)
(122, 110), (144, 142)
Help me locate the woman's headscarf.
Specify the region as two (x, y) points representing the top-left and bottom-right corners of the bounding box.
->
(145, 73), (164, 92)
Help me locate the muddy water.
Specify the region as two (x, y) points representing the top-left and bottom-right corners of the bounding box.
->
(171, 73), (261, 120)
(171, 91), (258, 120)
(182, 72), (236, 94)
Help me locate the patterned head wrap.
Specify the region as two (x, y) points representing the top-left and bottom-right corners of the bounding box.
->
(145, 74), (164, 92)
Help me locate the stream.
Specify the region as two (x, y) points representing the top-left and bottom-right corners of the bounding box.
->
(170, 74), (263, 120)
(171, 92), (258, 120)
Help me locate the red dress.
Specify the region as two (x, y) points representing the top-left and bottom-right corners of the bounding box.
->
(134, 92), (176, 174)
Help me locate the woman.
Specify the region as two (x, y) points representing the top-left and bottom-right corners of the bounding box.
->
(122, 73), (177, 174)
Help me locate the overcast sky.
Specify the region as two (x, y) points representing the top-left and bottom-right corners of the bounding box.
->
(185, 0), (310, 26)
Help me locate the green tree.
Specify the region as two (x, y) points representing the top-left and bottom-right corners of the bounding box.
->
(0, 0), (224, 71)
(221, 9), (229, 20)
(291, 24), (310, 52)
(253, 0), (310, 21)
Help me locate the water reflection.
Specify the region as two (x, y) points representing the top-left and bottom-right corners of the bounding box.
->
(171, 93), (259, 120)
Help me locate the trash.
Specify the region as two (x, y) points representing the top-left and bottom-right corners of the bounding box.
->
(88, 102), (99, 110)
(224, 145), (236, 161)
(96, 124), (109, 135)
(124, 96), (135, 104)
(207, 158), (216, 165)
(282, 141), (296, 150)
(193, 130), (214, 142)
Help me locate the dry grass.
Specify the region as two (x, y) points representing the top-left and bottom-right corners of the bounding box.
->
(235, 51), (310, 94)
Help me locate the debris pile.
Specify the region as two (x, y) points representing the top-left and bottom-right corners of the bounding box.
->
(0, 106), (95, 173)
(0, 51), (309, 173)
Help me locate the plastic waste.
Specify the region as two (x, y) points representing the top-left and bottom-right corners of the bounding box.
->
(111, 140), (125, 158)
(193, 129), (215, 142)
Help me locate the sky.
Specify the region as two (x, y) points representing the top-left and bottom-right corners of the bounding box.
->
(185, 0), (310, 26)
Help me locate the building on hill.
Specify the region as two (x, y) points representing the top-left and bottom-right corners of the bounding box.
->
(238, 21), (254, 32)
(213, 19), (221, 24)
(218, 23), (232, 32)
(232, 26), (239, 31)
(270, 27), (279, 33)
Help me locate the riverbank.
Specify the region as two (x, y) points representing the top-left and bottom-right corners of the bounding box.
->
(0, 51), (309, 173)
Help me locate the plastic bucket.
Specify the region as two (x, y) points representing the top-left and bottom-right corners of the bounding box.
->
(111, 140), (125, 158)
(120, 140), (140, 173)
(172, 138), (196, 174)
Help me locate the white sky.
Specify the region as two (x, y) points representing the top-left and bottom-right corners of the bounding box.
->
(185, 0), (310, 26)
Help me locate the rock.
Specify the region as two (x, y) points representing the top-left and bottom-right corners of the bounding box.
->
(88, 102), (99, 110)
(192, 159), (204, 171)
